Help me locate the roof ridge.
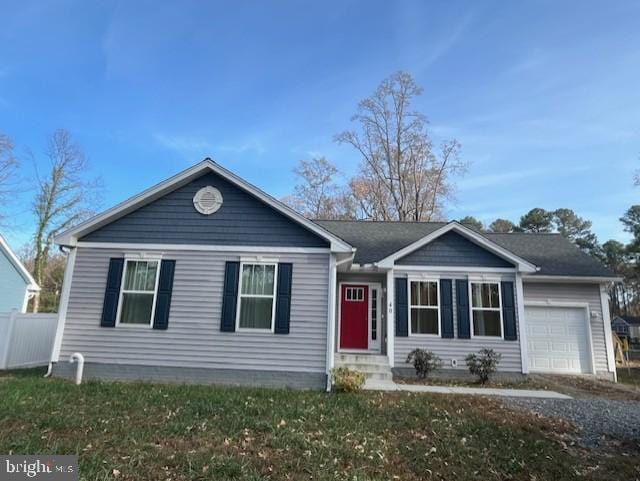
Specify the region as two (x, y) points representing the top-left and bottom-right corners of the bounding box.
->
(485, 232), (563, 236)
(314, 220), (564, 236)
(313, 219), (448, 224)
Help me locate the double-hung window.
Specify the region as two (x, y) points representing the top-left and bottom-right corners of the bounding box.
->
(409, 280), (440, 336)
(117, 259), (160, 326)
(237, 263), (277, 331)
(470, 282), (502, 337)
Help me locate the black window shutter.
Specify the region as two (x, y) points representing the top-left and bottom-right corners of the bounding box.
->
(456, 279), (471, 339)
(274, 263), (293, 334)
(153, 260), (175, 330)
(395, 278), (408, 337)
(101, 258), (124, 327)
(440, 279), (454, 338)
(221, 261), (240, 332)
(501, 281), (518, 340)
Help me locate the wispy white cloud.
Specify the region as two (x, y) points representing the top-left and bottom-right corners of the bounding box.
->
(417, 12), (474, 71)
(154, 133), (214, 155)
(154, 132), (268, 159)
(392, 4), (475, 74)
(505, 48), (548, 75)
(457, 167), (551, 190)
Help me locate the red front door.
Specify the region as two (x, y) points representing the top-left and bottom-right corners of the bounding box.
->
(340, 284), (369, 349)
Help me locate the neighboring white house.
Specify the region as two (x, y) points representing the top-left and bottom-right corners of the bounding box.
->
(0, 235), (40, 312)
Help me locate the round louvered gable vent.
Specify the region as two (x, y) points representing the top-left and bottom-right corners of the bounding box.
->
(193, 186), (223, 215)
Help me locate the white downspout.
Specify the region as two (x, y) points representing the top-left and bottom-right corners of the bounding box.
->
(325, 253), (338, 392)
(515, 273), (529, 374)
(69, 352), (84, 385)
(600, 284), (617, 382)
(45, 245), (76, 378)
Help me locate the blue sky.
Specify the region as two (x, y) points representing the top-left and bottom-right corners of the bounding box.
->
(1, 0), (638, 249)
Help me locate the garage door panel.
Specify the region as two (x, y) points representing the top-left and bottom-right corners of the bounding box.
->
(550, 342), (568, 352)
(564, 310), (584, 321)
(529, 325), (548, 335)
(532, 358), (550, 369)
(552, 359), (570, 370)
(525, 306), (591, 374)
(566, 326), (583, 335)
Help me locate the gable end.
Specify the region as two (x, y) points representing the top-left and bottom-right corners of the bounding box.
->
(396, 231), (514, 268)
(81, 171), (329, 248)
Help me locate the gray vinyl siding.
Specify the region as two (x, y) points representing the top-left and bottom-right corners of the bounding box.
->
(396, 232), (513, 267)
(81, 172), (328, 248)
(53, 363), (326, 389)
(59, 247), (329, 373)
(393, 272), (522, 372)
(522, 282), (609, 374)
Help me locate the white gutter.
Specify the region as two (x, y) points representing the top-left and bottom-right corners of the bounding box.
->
(523, 275), (622, 284)
(47, 246), (76, 375)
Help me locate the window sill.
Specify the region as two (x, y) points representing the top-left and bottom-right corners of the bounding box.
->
(235, 328), (274, 334)
(115, 323), (153, 329)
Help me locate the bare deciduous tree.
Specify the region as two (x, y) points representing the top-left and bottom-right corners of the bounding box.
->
(19, 244), (66, 313)
(285, 157), (356, 220)
(31, 129), (101, 311)
(0, 133), (19, 225)
(335, 71), (466, 221)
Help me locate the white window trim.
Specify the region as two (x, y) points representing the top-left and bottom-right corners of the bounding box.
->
(235, 261), (278, 333)
(469, 280), (504, 339)
(408, 278), (441, 337)
(369, 286), (380, 349)
(345, 287), (365, 302)
(115, 258), (162, 328)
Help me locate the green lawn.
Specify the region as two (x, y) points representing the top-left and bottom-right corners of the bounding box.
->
(0, 369), (636, 481)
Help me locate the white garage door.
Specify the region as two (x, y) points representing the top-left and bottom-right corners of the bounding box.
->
(525, 306), (592, 374)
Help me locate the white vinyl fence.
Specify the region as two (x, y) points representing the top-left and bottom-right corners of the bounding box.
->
(0, 310), (58, 369)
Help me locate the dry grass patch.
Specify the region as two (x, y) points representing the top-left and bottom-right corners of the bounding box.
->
(0, 369), (637, 480)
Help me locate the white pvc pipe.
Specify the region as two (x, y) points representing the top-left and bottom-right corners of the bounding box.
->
(69, 353), (84, 385)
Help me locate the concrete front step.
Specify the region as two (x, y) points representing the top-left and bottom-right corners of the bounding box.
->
(334, 362), (391, 374)
(335, 353), (388, 364)
(334, 368), (392, 381)
(363, 371), (393, 381)
(334, 353), (392, 381)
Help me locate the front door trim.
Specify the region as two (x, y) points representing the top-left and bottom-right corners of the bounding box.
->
(337, 282), (382, 353)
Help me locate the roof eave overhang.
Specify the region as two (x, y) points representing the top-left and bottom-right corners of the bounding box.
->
(54, 159), (353, 253)
(374, 221), (538, 273)
(522, 275), (623, 284)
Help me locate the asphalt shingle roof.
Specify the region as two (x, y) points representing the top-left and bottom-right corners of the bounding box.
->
(619, 315), (640, 326)
(315, 220), (615, 278)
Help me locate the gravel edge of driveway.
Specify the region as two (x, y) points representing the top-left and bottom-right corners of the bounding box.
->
(503, 397), (640, 449)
